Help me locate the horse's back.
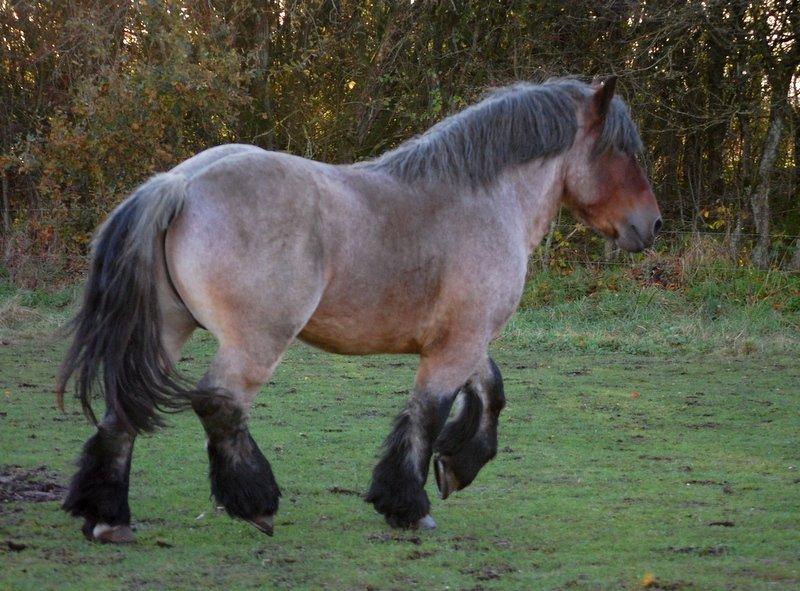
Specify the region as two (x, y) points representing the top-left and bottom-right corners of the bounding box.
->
(168, 144), (262, 178)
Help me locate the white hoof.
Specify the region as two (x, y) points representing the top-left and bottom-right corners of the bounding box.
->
(415, 514), (437, 530)
(92, 523), (135, 544)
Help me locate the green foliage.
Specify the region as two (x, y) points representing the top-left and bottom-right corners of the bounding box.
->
(511, 259), (799, 356)
(0, 1), (798, 281)
(521, 262), (800, 315)
(33, 4), (249, 251)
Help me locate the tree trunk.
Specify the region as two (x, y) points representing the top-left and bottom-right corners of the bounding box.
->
(750, 106), (784, 269)
(2, 168), (9, 261)
(794, 106), (799, 195)
(791, 108), (800, 271)
(729, 109), (752, 262)
(730, 214), (745, 263)
(788, 239), (800, 272)
(750, 2), (799, 269)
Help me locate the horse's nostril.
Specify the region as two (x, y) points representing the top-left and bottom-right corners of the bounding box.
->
(653, 217), (663, 236)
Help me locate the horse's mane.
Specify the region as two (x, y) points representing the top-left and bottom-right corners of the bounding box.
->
(361, 78), (643, 186)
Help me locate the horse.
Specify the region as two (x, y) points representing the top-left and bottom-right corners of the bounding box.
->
(57, 77), (661, 543)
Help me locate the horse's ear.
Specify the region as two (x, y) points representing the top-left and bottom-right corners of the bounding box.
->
(590, 75), (617, 126)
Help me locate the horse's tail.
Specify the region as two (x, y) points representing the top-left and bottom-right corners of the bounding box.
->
(57, 173), (192, 433)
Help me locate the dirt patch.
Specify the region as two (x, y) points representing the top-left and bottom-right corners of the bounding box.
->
(449, 533), (479, 550)
(644, 581), (689, 590)
(461, 562), (516, 581)
(686, 422), (721, 429)
(5, 540), (27, 552)
(665, 545), (728, 557)
(406, 549), (436, 560)
(685, 479), (725, 486)
(327, 486), (361, 496)
(0, 465), (66, 510)
(367, 532), (422, 545)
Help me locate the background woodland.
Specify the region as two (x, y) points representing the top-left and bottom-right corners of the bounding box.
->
(1, 0), (798, 284)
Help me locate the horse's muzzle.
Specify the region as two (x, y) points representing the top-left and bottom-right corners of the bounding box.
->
(616, 213), (662, 253)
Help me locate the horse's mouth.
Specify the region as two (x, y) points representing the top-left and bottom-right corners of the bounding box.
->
(615, 222), (653, 253)
(616, 230), (646, 252)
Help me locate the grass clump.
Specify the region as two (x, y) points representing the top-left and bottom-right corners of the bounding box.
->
(0, 279), (78, 338)
(510, 258), (799, 356)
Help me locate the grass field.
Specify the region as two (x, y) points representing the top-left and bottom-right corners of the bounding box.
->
(1, 272), (799, 590)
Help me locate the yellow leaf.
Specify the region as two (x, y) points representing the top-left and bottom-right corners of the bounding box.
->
(640, 572), (656, 587)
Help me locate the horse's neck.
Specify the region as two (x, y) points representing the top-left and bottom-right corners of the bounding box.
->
(350, 156), (565, 253)
(493, 156), (565, 253)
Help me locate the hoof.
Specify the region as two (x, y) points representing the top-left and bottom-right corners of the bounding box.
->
(414, 514), (437, 530)
(248, 515), (274, 536)
(90, 523), (136, 544)
(387, 513), (437, 530)
(434, 456), (460, 500)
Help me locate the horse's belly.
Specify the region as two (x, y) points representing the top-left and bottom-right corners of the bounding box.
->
(298, 307), (424, 355)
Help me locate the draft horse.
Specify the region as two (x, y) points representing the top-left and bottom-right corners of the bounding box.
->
(58, 77), (661, 542)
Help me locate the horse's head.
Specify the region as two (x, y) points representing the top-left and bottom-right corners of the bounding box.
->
(562, 77), (661, 252)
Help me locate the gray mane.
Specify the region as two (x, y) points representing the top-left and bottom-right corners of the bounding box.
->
(361, 78), (643, 186)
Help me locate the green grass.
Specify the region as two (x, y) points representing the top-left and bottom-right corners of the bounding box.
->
(1, 273), (799, 590)
(513, 265), (800, 356)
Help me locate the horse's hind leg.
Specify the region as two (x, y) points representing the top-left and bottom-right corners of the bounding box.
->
(63, 304), (196, 543)
(191, 339), (291, 536)
(432, 357), (505, 499)
(62, 412), (137, 543)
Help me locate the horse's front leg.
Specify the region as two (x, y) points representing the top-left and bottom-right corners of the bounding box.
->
(433, 357), (505, 499)
(366, 347), (485, 529)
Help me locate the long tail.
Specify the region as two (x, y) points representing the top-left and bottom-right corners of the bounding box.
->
(57, 173), (192, 433)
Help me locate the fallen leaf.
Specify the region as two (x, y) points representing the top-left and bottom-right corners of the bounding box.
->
(640, 572), (656, 587)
